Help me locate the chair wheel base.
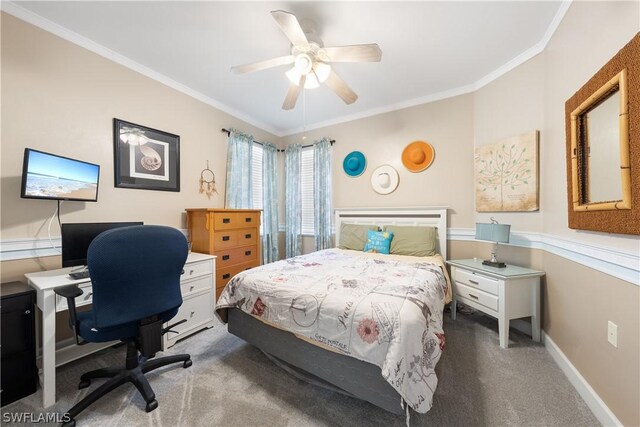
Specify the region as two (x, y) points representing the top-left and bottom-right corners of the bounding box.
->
(145, 399), (158, 413)
(78, 379), (91, 389)
(61, 419), (76, 427)
(183, 359), (192, 368)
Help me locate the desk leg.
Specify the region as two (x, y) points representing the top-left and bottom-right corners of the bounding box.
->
(451, 298), (457, 320)
(41, 291), (57, 408)
(531, 279), (541, 342)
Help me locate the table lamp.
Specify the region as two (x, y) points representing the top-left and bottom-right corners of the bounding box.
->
(475, 218), (510, 268)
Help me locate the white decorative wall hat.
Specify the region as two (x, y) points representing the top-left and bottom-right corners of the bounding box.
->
(371, 164), (399, 195)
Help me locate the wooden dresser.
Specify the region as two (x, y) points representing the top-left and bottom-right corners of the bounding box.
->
(186, 208), (261, 299)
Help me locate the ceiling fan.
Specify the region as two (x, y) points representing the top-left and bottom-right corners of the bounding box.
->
(231, 10), (382, 110)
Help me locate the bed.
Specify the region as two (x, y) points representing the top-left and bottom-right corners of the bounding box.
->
(215, 207), (450, 415)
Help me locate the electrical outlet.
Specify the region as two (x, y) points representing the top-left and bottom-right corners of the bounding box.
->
(607, 321), (618, 348)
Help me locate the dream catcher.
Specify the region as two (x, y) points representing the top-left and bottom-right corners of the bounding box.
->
(199, 160), (217, 199)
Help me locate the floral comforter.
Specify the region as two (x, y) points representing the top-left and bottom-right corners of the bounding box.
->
(216, 248), (448, 413)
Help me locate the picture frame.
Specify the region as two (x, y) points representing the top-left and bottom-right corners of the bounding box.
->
(113, 118), (180, 192)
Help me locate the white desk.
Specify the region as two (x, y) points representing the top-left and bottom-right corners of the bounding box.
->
(25, 252), (215, 408)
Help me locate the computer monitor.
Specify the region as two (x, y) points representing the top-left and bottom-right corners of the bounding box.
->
(61, 222), (143, 268)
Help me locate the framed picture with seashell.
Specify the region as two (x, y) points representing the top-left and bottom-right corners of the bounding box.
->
(114, 118), (180, 192)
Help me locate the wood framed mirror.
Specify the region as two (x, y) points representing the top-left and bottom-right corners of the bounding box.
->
(570, 69), (630, 211)
(565, 34), (639, 235)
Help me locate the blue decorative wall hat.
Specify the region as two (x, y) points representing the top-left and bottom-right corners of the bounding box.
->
(343, 151), (367, 177)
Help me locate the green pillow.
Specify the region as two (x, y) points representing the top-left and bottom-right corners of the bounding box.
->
(338, 224), (379, 251)
(384, 225), (437, 257)
(363, 230), (394, 254)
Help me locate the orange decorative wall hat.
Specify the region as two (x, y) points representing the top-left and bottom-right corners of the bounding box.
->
(402, 141), (435, 172)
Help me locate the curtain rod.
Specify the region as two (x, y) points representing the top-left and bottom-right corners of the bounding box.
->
(221, 128), (335, 152)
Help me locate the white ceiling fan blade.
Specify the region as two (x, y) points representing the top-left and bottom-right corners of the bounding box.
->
(324, 70), (358, 105)
(231, 55), (295, 74)
(320, 44), (382, 62)
(271, 10), (309, 48)
(282, 74), (306, 110)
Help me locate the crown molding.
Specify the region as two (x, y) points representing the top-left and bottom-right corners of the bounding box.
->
(2, 0), (572, 137)
(0, 1), (284, 137)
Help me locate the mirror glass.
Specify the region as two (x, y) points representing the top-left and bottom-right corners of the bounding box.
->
(584, 90), (622, 202)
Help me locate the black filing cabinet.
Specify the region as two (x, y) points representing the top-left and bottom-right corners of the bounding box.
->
(1, 282), (38, 406)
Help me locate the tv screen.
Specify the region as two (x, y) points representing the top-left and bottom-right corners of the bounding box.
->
(20, 148), (100, 202)
(61, 222), (143, 268)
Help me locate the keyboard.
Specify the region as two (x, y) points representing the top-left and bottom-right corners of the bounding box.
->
(69, 270), (90, 280)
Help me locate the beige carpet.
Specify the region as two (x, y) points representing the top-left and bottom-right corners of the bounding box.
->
(2, 310), (600, 426)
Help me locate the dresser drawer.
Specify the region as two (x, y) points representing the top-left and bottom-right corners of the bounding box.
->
(168, 292), (212, 341)
(213, 230), (238, 249)
(214, 245), (258, 268)
(213, 212), (260, 231)
(181, 259), (213, 280)
(237, 228), (258, 246)
(454, 268), (498, 295)
(454, 282), (498, 312)
(217, 260), (260, 289)
(180, 275), (212, 297)
(56, 282), (93, 312)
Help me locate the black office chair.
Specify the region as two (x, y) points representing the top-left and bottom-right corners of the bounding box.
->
(54, 225), (192, 426)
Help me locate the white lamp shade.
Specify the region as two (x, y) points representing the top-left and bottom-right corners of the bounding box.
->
(475, 222), (510, 243)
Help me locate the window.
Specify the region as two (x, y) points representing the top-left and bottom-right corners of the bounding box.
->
(301, 147), (315, 235)
(251, 143), (263, 210)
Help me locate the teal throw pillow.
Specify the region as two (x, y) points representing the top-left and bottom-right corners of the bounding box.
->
(363, 230), (394, 254)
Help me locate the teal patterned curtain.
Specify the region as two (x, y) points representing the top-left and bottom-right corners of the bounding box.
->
(285, 143), (302, 258)
(313, 138), (333, 250)
(225, 128), (253, 209)
(262, 142), (279, 263)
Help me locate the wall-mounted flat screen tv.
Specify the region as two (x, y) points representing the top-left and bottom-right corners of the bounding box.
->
(20, 148), (100, 202)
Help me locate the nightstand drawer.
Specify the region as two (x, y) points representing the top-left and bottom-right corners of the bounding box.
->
(454, 268), (498, 295)
(454, 282), (498, 311)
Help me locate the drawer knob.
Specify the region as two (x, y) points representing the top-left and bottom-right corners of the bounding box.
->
(223, 273), (230, 279)
(24, 309), (31, 315)
(190, 270), (194, 275)
(189, 286), (194, 291)
(222, 236), (230, 241)
(190, 311), (195, 317)
(223, 218), (231, 224)
(222, 255), (230, 261)
(245, 234), (251, 239)
(245, 217), (252, 222)
(469, 280), (479, 285)
(245, 250), (251, 256)
(468, 293), (479, 300)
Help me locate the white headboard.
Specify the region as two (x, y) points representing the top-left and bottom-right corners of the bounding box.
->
(334, 207), (448, 259)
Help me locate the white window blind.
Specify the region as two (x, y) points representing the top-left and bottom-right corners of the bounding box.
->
(301, 147), (315, 235)
(251, 143), (263, 210)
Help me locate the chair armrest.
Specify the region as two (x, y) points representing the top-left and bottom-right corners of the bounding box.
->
(54, 284), (84, 299)
(53, 285), (87, 345)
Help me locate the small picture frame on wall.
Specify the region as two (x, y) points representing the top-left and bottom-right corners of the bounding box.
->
(113, 118), (180, 192)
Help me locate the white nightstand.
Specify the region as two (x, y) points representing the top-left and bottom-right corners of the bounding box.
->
(447, 259), (544, 348)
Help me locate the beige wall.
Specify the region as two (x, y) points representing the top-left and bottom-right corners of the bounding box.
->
(282, 94), (475, 229)
(282, 94), (476, 257)
(0, 12), (277, 245)
(542, 1), (640, 252)
(473, 54), (545, 231)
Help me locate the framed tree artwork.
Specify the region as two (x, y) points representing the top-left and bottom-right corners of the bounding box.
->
(475, 131), (539, 212)
(113, 119), (180, 192)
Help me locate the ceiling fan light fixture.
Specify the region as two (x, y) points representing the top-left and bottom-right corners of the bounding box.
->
(286, 66), (323, 89)
(314, 62), (331, 84)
